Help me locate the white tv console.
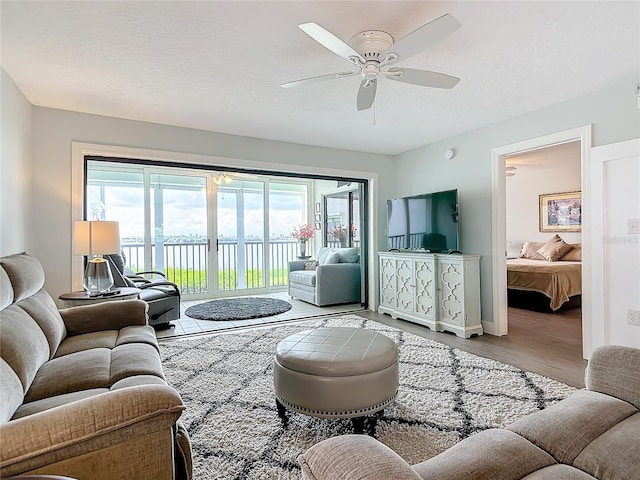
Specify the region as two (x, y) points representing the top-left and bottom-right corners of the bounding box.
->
(378, 251), (482, 338)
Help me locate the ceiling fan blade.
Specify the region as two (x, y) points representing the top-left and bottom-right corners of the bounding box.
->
(357, 79), (377, 111)
(387, 68), (460, 89)
(383, 14), (461, 64)
(280, 71), (356, 88)
(299, 23), (364, 62)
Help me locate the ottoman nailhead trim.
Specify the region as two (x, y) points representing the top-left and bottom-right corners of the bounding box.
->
(275, 391), (397, 418)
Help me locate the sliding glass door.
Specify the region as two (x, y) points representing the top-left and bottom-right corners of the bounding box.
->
(87, 160), (313, 299)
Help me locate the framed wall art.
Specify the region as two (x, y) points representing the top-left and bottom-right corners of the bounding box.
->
(539, 191), (582, 232)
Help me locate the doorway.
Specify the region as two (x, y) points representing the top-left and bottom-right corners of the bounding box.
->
(490, 125), (592, 358)
(504, 141), (583, 354)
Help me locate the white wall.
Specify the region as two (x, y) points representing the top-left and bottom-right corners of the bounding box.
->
(30, 107), (395, 297)
(394, 81), (640, 326)
(0, 68), (33, 256)
(506, 141), (582, 247)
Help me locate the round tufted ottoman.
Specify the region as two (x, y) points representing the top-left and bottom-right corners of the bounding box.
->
(273, 327), (399, 432)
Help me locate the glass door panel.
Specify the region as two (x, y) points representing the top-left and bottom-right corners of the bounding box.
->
(217, 179), (265, 291)
(268, 182), (308, 286)
(325, 190), (360, 248)
(86, 167), (146, 270)
(149, 174), (208, 295)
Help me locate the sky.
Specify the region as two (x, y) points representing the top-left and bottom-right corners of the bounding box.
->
(89, 183), (306, 241)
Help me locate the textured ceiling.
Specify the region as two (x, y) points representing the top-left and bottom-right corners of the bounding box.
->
(1, 1), (638, 155)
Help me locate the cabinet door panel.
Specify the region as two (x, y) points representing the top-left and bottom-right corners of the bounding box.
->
(414, 258), (436, 320)
(395, 259), (414, 312)
(438, 261), (464, 324)
(379, 257), (397, 308)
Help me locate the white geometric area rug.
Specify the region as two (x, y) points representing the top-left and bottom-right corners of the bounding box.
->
(159, 315), (576, 480)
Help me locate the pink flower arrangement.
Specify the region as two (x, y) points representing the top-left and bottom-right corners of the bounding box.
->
(291, 224), (314, 242)
(328, 224), (348, 239)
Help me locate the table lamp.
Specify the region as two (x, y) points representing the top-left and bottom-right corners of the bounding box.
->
(73, 220), (121, 296)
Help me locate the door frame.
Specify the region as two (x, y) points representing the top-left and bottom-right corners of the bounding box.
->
(71, 142), (379, 310)
(489, 125), (592, 357)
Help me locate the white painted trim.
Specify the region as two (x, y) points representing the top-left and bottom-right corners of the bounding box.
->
(71, 142), (380, 307)
(489, 127), (592, 351)
(589, 138), (640, 355)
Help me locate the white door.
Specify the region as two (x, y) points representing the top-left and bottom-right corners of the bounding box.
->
(588, 139), (640, 354)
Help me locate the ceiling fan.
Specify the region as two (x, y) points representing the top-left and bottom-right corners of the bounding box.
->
(281, 14), (461, 111)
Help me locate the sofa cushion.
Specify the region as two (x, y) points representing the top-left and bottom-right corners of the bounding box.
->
(413, 429), (557, 480)
(18, 290), (67, 359)
(12, 388), (110, 420)
(572, 412), (640, 479)
(1, 305), (52, 396)
(586, 344), (640, 409)
(110, 343), (165, 384)
(0, 267), (13, 310)
(0, 252), (46, 302)
(520, 464), (596, 479)
(289, 270), (316, 287)
(0, 359), (24, 423)
(506, 390), (638, 465)
(54, 331), (120, 358)
(25, 348), (112, 403)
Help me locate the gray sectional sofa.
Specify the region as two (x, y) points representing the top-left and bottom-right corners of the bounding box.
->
(0, 253), (191, 479)
(299, 344), (640, 479)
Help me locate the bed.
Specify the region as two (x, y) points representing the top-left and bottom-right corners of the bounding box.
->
(507, 258), (582, 311)
(507, 237), (582, 312)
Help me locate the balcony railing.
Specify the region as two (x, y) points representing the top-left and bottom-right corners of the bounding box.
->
(122, 240), (300, 295)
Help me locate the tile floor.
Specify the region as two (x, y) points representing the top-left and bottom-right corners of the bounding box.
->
(155, 290), (363, 339)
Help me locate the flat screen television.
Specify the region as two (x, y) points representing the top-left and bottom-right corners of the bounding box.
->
(386, 189), (459, 253)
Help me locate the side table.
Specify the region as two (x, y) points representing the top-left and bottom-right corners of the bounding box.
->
(58, 287), (141, 308)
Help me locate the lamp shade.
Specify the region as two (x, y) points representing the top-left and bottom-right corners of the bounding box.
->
(73, 221), (121, 256)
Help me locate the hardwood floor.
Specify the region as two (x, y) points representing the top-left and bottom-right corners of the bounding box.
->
(360, 306), (587, 388)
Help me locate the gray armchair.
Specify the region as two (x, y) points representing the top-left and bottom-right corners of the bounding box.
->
(288, 247), (361, 307)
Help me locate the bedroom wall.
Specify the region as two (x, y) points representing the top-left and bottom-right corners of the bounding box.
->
(394, 81), (640, 328)
(0, 67), (32, 256)
(30, 107), (395, 298)
(506, 141), (582, 252)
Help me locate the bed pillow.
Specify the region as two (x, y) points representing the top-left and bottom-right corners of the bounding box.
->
(537, 235), (573, 261)
(560, 243), (582, 261)
(519, 241), (546, 260)
(507, 241), (525, 259)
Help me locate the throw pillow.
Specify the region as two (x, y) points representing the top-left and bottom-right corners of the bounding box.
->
(316, 247), (333, 265)
(537, 235), (573, 261)
(334, 247), (359, 263)
(324, 252), (340, 265)
(519, 241), (546, 260)
(304, 260), (319, 270)
(560, 243), (582, 262)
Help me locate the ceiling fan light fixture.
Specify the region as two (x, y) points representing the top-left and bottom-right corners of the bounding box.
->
(348, 30), (394, 62)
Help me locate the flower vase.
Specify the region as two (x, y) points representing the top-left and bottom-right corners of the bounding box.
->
(339, 238), (347, 248)
(299, 241), (307, 258)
